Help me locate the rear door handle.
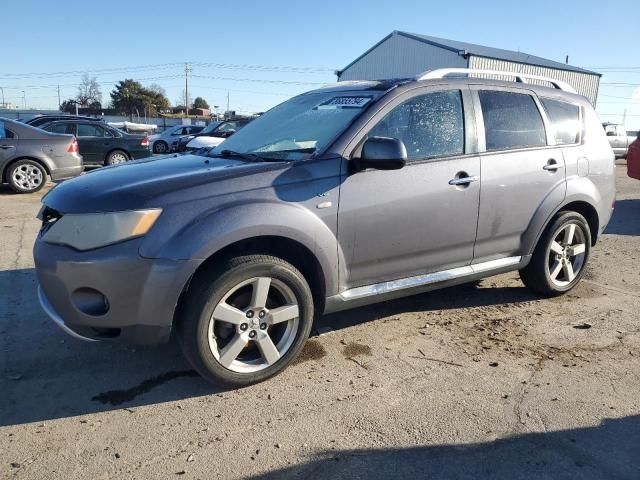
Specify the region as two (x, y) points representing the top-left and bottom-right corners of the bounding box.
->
(0, 145), (15, 149)
(449, 175), (478, 186)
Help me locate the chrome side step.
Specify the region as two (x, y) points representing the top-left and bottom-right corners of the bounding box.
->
(324, 256), (524, 313)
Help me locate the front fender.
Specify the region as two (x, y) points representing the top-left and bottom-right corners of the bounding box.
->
(140, 201), (343, 297)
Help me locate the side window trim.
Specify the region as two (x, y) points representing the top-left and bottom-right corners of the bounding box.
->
(344, 85), (477, 163)
(470, 86), (550, 153)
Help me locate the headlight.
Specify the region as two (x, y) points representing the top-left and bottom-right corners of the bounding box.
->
(43, 209), (162, 251)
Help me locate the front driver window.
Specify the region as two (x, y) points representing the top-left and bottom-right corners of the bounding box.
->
(369, 90), (465, 161)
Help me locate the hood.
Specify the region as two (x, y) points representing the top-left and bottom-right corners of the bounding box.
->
(42, 154), (284, 214)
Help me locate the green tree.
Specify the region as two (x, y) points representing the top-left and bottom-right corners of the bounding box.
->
(110, 79), (169, 119)
(193, 96), (209, 109)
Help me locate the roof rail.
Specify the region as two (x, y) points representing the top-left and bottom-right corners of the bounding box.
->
(416, 68), (577, 93)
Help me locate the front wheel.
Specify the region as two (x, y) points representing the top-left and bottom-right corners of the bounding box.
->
(153, 141), (168, 154)
(177, 255), (314, 387)
(520, 211), (591, 296)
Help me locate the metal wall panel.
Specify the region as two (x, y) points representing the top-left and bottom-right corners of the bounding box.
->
(468, 56), (600, 105)
(338, 34), (466, 81)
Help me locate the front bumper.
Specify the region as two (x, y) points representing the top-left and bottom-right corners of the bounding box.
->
(34, 236), (199, 344)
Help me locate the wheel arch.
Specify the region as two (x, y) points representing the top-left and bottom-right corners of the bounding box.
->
(177, 235), (328, 317)
(2, 156), (51, 183)
(104, 148), (130, 164)
(527, 198), (600, 256)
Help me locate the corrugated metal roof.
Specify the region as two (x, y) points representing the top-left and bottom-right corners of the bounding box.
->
(339, 31), (600, 77)
(398, 31), (600, 76)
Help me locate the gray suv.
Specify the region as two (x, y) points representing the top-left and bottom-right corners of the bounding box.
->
(34, 69), (616, 386)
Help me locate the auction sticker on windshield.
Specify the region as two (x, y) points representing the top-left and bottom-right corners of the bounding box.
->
(315, 96), (372, 109)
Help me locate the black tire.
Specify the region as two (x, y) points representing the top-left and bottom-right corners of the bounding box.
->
(7, 159), (47, 193)
(520, 211), (591, 297)
(177, 255), (314, 387)
(105, 150), (129, 166)
(153, 141), (168, 154)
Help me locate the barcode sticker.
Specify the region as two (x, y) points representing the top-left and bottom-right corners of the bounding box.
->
(316, 96), (372, 109)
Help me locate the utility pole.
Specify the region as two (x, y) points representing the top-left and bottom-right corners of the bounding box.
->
(21, 91), (26, 109)
(0, 87), (4, 108)
(57, 85), (61, 110)
(226, 91), (230, 116)
(184, 63), (191, 118)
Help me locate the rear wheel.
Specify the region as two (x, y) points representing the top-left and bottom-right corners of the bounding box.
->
(520, 211), (591, 296)
(7, 159), (47, 193)
(105, 150), (129, 166)
(153, 141), (168, 154)
(177, 255), (314, 387)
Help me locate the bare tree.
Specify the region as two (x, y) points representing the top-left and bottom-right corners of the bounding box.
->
(148, 83), (167, 98)
(77, 74), (102, 107)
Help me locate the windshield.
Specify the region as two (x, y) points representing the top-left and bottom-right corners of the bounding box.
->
(207, 91), (380, 161)
(201, 121), (222, 134)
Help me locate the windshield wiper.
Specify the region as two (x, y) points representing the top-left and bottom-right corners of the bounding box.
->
(218, 149), (264, 163)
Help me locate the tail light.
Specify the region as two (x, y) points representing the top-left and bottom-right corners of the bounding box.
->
(141, 137), (150, 147)
(67, 137), (79, 153)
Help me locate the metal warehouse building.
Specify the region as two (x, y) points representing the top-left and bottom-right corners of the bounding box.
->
(336, 31), (601, 105)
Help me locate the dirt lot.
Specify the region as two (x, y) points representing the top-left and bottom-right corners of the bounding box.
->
(1, 165), (639, 479)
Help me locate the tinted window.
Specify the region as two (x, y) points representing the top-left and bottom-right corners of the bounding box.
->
(479, 91), (546, 151)
(47, 124), (69, 134)
(77, 124), (103, 137)
(369, 90), (464, 161)
(541, 98), (581, 145)
(0, 121), (16, 139)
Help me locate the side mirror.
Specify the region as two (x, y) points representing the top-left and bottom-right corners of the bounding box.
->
(214, 129), (236, 138)
(606, 131), (615, 137)
(357, 136), (407, 171)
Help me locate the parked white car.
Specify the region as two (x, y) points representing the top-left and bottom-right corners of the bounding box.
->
(149, 124), (205, 154)
(176, 120), (252, 152)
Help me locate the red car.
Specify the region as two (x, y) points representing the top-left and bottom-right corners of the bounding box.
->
(628, 135), (640, 180)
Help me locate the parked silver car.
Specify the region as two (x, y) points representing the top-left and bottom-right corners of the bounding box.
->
(34, 69), (615, 386)
(603, 123), (635, 159)
(148, 124), (205, 154)
(1, 118), (83, 193)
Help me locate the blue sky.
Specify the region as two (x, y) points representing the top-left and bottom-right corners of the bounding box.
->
(2, 0), (639, 128)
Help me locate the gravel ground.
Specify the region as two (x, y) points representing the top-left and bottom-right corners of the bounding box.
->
(1, 165), (639, 479)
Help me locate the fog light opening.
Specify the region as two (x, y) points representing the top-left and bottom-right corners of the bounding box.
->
(71, 288), (110, 316)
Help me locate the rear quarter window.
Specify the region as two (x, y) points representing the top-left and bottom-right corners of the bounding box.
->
(541, 98), (581, 145)
(479, 90), (546, 151)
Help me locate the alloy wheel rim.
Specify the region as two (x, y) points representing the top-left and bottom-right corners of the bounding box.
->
(155, 142), (167, 153)
(110, 153), (127, 164)
(12, 164), (43, 190)
(547, 223), (587, 287)
(208, 277), (300, 373)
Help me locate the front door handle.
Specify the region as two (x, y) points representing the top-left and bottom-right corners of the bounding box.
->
(449, 175), (479, 186)
(543, 160), (564, 171)
(0, 145), (15, 150)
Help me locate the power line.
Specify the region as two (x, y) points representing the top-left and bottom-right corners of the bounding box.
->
(191, 74), (325, 86)
(0, 61), (335, 80)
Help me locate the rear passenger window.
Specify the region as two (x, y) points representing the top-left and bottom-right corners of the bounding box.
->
(541, 98), (581, 145)
(479, 91), (546, 151)
(0, 121), (15, 139)
(369, 90), (465, 161)
(47, 124), (69, 134)
(77, 124), (102, 137)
